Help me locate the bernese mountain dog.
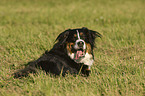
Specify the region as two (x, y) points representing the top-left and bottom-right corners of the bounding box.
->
(14, 27), (102, 78)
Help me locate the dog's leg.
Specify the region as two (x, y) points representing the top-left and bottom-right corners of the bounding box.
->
(13, 61), (37, 78)
(13, 66), (37, 78)
(81, 65), (91, 76)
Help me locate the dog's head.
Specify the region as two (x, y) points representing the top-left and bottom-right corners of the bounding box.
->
(55, 27), (102, 70)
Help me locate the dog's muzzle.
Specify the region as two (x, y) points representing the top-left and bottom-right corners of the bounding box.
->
(73, 39), (86, 61)
(74, 39), (86, 50)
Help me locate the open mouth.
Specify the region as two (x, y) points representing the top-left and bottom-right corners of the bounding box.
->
(74, 49), (86, 61)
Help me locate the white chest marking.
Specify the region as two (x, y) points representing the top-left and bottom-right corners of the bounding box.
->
(68, 52), (94, 67)
(68, 53), (75, 60)
(78, 53), (94, 67)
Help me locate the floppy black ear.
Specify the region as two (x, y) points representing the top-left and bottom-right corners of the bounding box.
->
(82, 27), (102, 48)
(82, 27), (102, 39)
(89, 29), (102, 39)
(55, 29), (70, 45)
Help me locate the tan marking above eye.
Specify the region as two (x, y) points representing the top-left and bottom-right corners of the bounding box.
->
(74, 34), (77, 37)
(80, 32), (83, 36)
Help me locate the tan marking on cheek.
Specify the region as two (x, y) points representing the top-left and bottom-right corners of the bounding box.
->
(67, 43), (74, 54)
(86, 43), (92, 54)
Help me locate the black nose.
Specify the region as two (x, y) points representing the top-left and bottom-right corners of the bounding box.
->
(77, 41), (84, 47)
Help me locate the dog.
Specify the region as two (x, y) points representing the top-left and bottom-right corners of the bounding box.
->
(14, 27), (102, 78)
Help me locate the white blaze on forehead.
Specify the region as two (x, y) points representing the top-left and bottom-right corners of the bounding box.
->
(74, 30), (86, 50)
(76, 30), (80, 39)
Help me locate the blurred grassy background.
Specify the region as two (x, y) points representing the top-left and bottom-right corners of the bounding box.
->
(0, 0), (144, 96)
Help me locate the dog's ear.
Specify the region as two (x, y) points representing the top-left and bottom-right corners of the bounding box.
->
(82, 27), (102, 47)
(82, 27), (102, 39)
(55, 29), (70, 45)
(89, 29), (102, 40)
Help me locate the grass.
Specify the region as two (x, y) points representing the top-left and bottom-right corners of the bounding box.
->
(0, 0), (144, 95)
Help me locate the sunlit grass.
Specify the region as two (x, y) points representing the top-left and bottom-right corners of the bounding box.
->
(0, 0), (144, 96)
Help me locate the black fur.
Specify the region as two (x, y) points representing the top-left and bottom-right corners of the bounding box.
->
(13, 27), (102, 78)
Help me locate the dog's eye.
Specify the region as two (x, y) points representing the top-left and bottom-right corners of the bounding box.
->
(72, 37), (76, 41)
(80, 35), (86, 39)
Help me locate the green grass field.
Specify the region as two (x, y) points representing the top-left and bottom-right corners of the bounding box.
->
(0, 0), (144, 96)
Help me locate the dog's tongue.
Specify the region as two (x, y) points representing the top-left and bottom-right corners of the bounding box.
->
(75, 50), (84, 60)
